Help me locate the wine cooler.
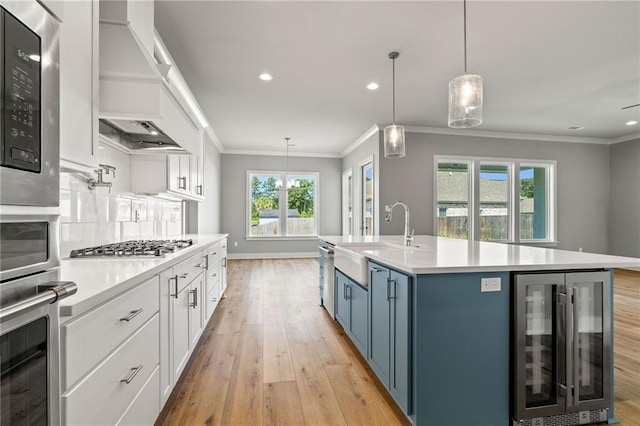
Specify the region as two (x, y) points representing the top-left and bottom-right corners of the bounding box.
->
(512, 271), (612, 426)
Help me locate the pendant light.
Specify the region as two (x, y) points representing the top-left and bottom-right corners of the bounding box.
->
(448, 0), (483, 129)
(384, 51), (405, 159)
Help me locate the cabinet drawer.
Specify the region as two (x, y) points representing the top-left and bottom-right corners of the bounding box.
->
(174, 251), (205, 291)
(63, 315), (160, 426)
(219, 239), (227, 256)
(62, 276), (160, 389)
(206, 242), (220, 263)
(206, 258), (220, 292)
(116, 365), (160, 426)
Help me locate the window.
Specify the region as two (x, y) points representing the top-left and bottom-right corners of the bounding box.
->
(247, 171), (318, 238)
(435, 156), (556, 243)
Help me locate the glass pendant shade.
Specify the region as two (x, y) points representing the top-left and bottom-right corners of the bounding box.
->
(384, 124), (406, 158)
(448, 74), (483, 128)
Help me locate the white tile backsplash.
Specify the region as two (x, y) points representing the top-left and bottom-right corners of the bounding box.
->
(60, 173), (183, 258)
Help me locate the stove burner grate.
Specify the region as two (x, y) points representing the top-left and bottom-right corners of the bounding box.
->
(70, 239), (193, 258)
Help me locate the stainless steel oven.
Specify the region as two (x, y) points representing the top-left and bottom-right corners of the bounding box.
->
(1, 215), (76, 426)
(0, 0), (59, 207)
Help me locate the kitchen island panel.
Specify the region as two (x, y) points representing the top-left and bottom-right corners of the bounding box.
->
(412, 272), (510, 426)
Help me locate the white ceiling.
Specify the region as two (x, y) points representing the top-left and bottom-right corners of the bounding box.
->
(154, 1), (640, 156)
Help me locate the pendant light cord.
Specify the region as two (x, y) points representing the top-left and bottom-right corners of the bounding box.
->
(392, 57), (396, 124)
(463, 0), (468, 74)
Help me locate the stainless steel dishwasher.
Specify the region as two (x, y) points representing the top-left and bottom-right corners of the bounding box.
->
(319, 242), (335, 318)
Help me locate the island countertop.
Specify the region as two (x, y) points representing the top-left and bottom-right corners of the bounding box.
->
(319, 235), (640, 274)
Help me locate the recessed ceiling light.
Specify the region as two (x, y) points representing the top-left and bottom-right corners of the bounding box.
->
(259, 73), (273, 81)
(567, 126), (585, 131)
(625, 120), (638, 126)
(367, 82), (379, 90)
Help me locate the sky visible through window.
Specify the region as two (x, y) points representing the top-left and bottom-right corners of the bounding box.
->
(480, 168), (534, 180)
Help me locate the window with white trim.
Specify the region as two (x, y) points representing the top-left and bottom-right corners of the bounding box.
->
(435, 156), (556, 243)
(247, 171), (319, 238)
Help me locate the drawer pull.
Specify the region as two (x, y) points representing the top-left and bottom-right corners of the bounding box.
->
(371, 267), (385, 273)
(120, 308), (143, 322)
(203, 255), (209, 270)
(212, 272), (217, 277)
(170, 275), (179, 299)
(196, 263), (204, 268)
(179, 273), (189, 279)
(222, 258), (227, 267)
(120, 364), (143, 384)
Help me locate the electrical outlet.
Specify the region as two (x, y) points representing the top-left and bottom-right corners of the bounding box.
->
(234, 241), (238, 247)
(481, 277), (501, 292)
(578, 411), (590, 424)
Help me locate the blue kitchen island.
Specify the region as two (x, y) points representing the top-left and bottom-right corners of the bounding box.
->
(319, 235), (640, 426)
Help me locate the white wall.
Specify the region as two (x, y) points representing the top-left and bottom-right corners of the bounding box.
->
(220, 153), (342, 256)
(609, 138), (640, 257)
(377, 132), (611, 254)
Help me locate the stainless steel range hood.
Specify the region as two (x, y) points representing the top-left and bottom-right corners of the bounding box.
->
(99, 119), (187, 153)
(98, 0), (200, 155)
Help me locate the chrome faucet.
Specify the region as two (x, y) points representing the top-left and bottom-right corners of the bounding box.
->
(385, 201), (414, 246)
(88, 164), (116, 192)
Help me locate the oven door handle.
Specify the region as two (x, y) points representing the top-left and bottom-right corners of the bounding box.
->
(0, 282), (77, 322)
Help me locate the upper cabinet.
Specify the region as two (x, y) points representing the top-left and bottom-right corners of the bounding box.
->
(59, 0), (99, 171)
(130, 131), (205, 201)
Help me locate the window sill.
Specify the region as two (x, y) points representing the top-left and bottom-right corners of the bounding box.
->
(245, 236), (319, 241)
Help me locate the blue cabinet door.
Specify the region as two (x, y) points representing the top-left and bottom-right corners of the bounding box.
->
(369, 264), (391, 387)
(335, 270), (350, 329)
(390, 269), (411, 414)
(349, 282), (368, 358)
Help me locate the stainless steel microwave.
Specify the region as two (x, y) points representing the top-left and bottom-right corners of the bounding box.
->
(0, 1), (59, 207)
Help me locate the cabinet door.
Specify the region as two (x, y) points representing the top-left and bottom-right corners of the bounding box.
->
(180, 155), (191, 193)
(191, 155), (204, 197)
(171, 284), (191, 382)
(59, 0), (98, 169)
(369, 265), (390, 386)
(159, 270), (174, 407)
(349, 283), (368, 358)
(335, 271), (350, 329)
(189, 276), (204, 348)
(168, 156), (181, 192)
(390, 269), (411, 413)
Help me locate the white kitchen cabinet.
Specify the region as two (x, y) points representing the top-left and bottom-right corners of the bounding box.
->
(220, 239), (228, 295)
(204, 243), (221, 321)
(171, 278), (191, 381)
(59, 0), (99, 171)
(116, 366), (160, 426)
(159, 267), (173, 407)
(188, 275), (204, 348)
(62, 315), (160, 426)
(131, 151), (205, 201)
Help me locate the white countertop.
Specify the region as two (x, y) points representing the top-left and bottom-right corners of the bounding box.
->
(319, 235), (640, 274)
(59, 234), (228, 317)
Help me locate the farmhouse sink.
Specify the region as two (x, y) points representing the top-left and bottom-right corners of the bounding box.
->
(334, 242), (391, 286)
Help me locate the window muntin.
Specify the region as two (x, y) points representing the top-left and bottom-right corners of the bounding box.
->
(435, 157), (555, 243)
(248, 172), (318, 238)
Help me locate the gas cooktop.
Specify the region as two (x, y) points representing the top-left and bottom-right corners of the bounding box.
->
(69, 239), (193, 258)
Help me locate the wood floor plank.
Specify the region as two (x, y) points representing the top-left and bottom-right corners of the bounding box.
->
(263, 381), (306, 426)
(220, 324), (264, 425)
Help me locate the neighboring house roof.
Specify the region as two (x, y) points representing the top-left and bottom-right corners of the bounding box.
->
(259, 209), (301, 219)
(438, 172), (535, 213)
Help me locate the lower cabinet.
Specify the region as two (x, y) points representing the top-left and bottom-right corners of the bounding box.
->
(335, 270), (368, 357)
(116, 366), (160, 426)
(62, 315), (160, 425)
(369, 262), (411, 415)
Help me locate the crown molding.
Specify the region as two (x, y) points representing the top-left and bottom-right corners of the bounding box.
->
(204, 126), (225, 153)
(340, 124), (380, 158)
(609, 132), (640, 145)
(223, 149), (342, 158)
(403, 125), (611, 145)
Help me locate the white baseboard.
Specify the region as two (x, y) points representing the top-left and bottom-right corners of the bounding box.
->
(228, 252), (317, 260)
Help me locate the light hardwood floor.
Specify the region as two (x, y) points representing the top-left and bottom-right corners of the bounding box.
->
(156, 261), (640, 426)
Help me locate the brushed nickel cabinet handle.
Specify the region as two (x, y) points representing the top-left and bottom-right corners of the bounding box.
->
(120, 364), (143, 384)
(120, 308), (143, 322)
(170, 275), (179, 299)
